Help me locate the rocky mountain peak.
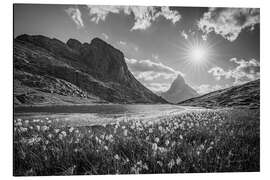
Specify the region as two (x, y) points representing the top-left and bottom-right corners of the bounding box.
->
(66, 38), (82, 52)
(161, 74), (198, 104)
(14, 34), (167, 104)
(167, 74), (186, 93)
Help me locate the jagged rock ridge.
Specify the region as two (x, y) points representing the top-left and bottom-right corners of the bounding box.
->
(161, 74), (199, 104)
(14, 34), (167, 105)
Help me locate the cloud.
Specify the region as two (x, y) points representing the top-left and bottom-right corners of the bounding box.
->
(101, 33), (109, 40)
(65, 7), (84, 28)
(144, 82), (171, 92)
(119, 41), (127, 45)
(194, 84), (229, 95)
(181, 30), (188, 39)
(157, 7), (181, 24)
(198, 8), (260, 41)
(201, 34), (207, 41)
(87, 5), (121, 23)
(152, 54), (159, 60)
(208, 58), (260, 84)
(86, 5), (181, 31)
(125, 57), (183, 82)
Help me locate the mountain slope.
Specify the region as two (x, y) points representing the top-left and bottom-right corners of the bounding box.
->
(179, 80), (260, 108)
(14, 34), (167, 105)
(161, 74), (199, 103)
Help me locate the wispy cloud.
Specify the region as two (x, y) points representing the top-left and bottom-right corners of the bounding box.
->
(65, 7), (84, 29)
(125, 57), (183, 82)
(87, 5), (121, 23)
(101, 33), (109, 40)
(119, 41), (127, 45)
(86, 5), (181, 31)
(157, 7), (181, 24)
(194, 84), (229, 95)
(208, 58), (260, 84)
(144, 82), (170, 92)
(198, 8), (260, 41)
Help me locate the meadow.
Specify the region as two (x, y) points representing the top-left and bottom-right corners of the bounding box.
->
(14, 107), (260, 176)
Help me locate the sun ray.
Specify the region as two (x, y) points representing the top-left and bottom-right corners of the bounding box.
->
(174, 35), (220, 73)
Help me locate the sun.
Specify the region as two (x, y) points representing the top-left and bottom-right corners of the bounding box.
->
(189, 46), (208, 64)
(174, 35), (218, 71)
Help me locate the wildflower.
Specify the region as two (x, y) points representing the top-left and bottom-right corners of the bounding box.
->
(157, 161), (163, 167)
(168, 159), (175, 169)
(45, 140), (49, 145)
(155, 137), (160, 143)
(48, 133), (53, 139)
(176, 157), (182, 165)
(75, 129), (79, 134)
(74, 148), (79, 153)
(74, 138), (80, 143)
(137, 160), (142, 166)
(33, 119), (40, 123)
(15, 122), (22, 127)
(100, 134), (105, 140)
(41, 125), (49, 132)
(27, 136), (41, 145)
(149, 128), (153, 133)
(104, 146), (108, 151)
(61, 131), (67, 137)
(17, 118), (22, 122)
(152, 143), (158, 152)
(59, 134), (64, 140)
(142, 163), (149, 170)
(206, 146), (213, 153)
(69, 127), (74, 133)
(54, 129), (60, 133)
(130, 166), (140, 174)
(114, 154), (120, 160)
(24, 120), (29, 124)
(95, 136), (101, 144)
(179, 135), (183, 140)
(36, 125), (40, 131)
(105, 134), (113, 142)
(158, 147), (167, 154)
(165, 140), (170, 146)
(20, 127), (28, 132)
(198, 144), (205, 150)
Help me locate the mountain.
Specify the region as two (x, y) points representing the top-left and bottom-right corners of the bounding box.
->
(14, 34), (167, 105)
(179, 79), (260, 108)
(161, 74), (199, 104)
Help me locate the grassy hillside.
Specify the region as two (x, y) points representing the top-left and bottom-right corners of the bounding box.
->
(179, 80), (259, 108)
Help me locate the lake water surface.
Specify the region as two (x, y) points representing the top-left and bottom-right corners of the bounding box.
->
(14, 104), (191, 126)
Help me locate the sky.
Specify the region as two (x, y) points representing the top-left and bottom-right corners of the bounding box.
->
(14, 4), (260, 94)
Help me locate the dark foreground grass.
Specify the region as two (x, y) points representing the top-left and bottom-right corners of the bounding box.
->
(13, 108), (259, 176)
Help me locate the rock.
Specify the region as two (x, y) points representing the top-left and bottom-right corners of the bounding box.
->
(161, 74), (199, 104)
(14, 34), (167, 105)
